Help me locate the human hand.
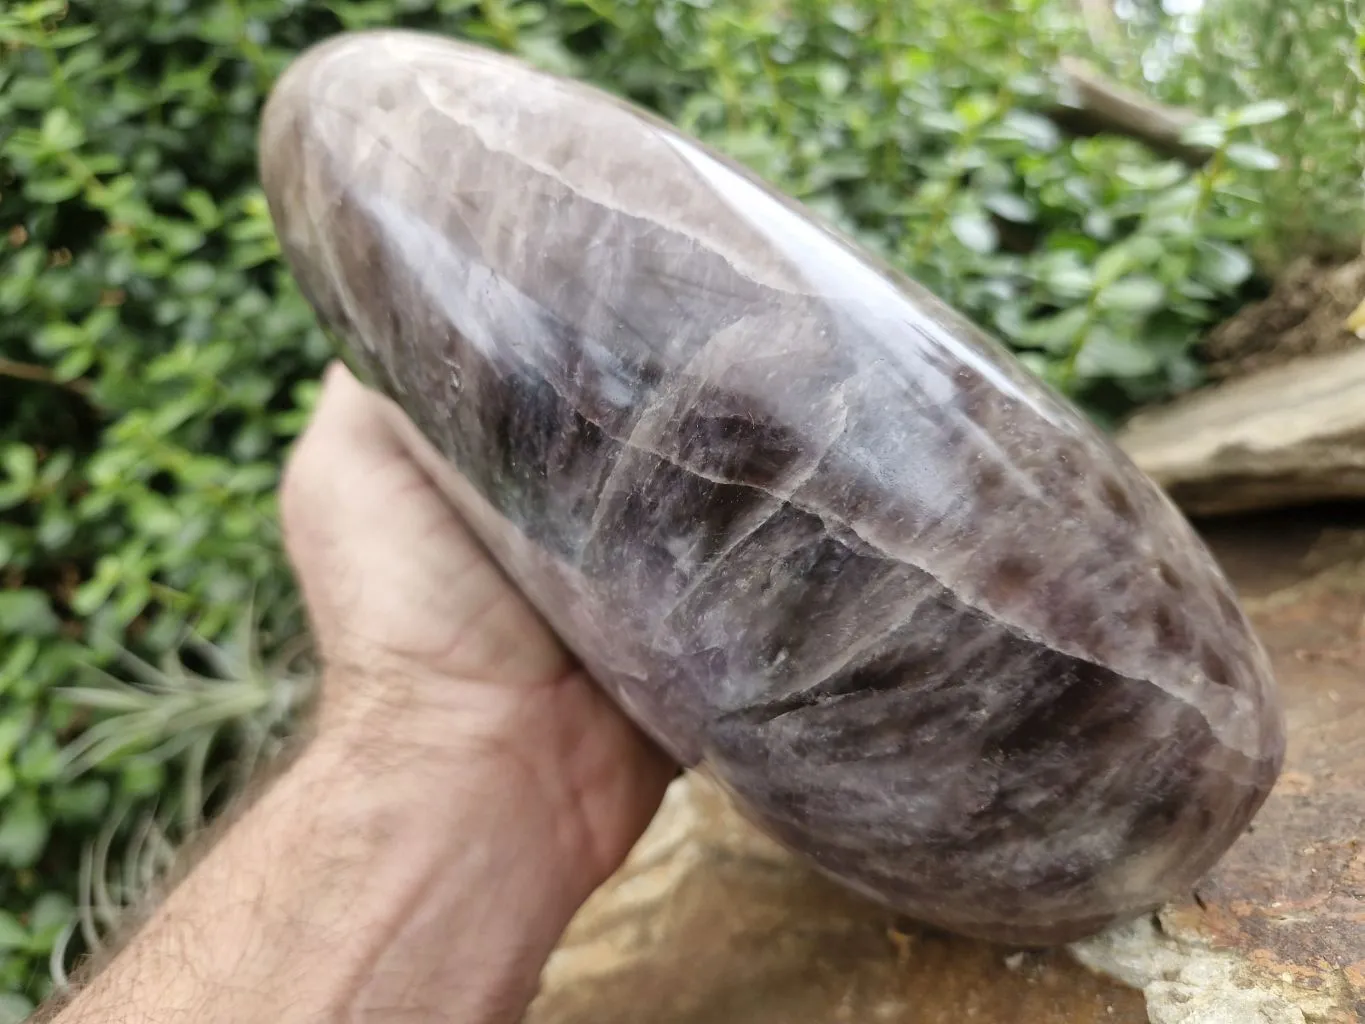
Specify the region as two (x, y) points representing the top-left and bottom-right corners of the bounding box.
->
(43, 362), (673, 1024)
(280, 359), (674, 892)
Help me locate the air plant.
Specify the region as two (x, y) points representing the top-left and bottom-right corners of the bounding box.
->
(47, 595), (317, 986)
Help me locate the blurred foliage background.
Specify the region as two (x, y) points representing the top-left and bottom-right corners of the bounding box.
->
(0, 0), (1361, 1015)
(1106, 0), (1364, 270)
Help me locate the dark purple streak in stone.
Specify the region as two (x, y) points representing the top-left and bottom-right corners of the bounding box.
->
(257, 29), (1286, 945)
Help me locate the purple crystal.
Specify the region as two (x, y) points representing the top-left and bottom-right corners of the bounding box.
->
(258, 30), (1285, 944)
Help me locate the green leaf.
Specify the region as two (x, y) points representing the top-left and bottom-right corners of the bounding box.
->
(160, 223), (207, 256)
(0, 993), (34, 1024)
(953, 92), (998, 129)
(1017, 307), (1090, 355)
(1197, 242), (1255, 290)
(1081, 210), (1113, 240)
(1097, 276), (1166, 314)
(0, 589), (60, 637)
(1075, 327), (1162, 378)
(815, 63), (849, 97)
(949, 211), (998, 254)
(1229, 99), (1291, 127)
(29, 892), (76, 940)
(182, 189), (222, 228)
(171, 261), (218, 294)
(1225, 143), (1281, 171)
(1092, 245), (1134, 290)
(0, 637), (39, 695)
(48, 23), (100, 46)
(1044, 263), (1095, 298)
(1, 445), (37, 491)
(31, 322), (86, 353)
(53, 347), (95, 382)
(51, 778), (110, 822)
(1116, 163), (1185, 190)
(39, 107), (85, 151)
(22, 175), (83, 203)
(1126, 236), (1166, 267)
(16, 729), (62, 785)
(0, 714), (30, 761)
(0, 912), (26, 952)
(1180, 119), (1226, 149)
(38, 450), (73, 486)
(1016, 351), (1053, 379)
(0, 791), (50, 869)
(982, 192), (1034, 223)
(995, 110), (1060, 150)
(120, 757), (167, 798)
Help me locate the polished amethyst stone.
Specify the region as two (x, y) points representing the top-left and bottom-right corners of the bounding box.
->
(258, 29), (1285, 944)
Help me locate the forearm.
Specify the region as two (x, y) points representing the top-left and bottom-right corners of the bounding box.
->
(50, 724), (590, 1023)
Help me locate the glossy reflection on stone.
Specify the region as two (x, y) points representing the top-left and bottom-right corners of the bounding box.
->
(258, 30), (1286, 945)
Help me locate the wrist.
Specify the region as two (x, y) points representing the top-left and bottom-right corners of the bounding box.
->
(309, 661), (637, 901)
(59, 710), (592, 1024)
(299, 693), (599, 912)
(281, 733), (589, 1020)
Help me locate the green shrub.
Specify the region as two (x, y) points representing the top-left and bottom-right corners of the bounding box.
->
(1106, 0), (1365, 270)
(0, 0), (1308, 1011)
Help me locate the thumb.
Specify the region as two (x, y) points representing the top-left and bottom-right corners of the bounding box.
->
(278, 360), (454, 650)
(293, 360), (406, 474)
(280, 360), (433, 557)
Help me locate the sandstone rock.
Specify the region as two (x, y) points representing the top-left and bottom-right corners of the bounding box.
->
(528, 772), (1151, 1024)
(527, 512), (1365, 1024)
(259, 29), (1283, 946)
(1117, 347), (1365, 517)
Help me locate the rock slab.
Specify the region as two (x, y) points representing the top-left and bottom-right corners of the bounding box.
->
(529, 773), (1152, 1024)
(1118, 346), (1365, 517)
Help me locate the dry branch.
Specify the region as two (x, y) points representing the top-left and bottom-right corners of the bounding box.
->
(1047, 56), (1213, 167)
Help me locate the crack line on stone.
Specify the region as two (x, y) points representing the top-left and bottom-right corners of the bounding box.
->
(559, 393), (1235, 751)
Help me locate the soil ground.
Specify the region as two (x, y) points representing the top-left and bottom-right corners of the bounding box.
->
(1200, 254), (1365, 382)
(1184, 504), (1365, 1022)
